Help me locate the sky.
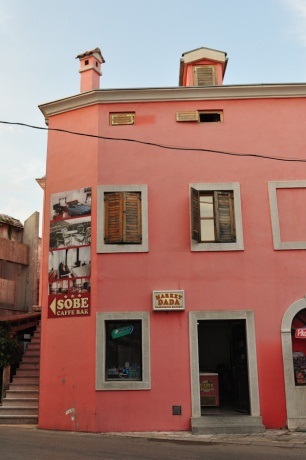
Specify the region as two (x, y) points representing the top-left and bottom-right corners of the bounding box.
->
(1, 0), (306, 232)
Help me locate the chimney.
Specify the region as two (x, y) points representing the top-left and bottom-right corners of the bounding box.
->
(179, 47), (227, 87)
(76, 47), (105, 92)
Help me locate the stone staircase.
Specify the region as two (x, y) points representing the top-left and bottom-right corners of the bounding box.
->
(0, 323), (40, 424)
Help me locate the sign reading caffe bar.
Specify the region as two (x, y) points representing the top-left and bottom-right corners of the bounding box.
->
(153, 290), (185, 311)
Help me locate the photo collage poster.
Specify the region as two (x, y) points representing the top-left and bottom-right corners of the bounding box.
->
(48, 187), (91, 318)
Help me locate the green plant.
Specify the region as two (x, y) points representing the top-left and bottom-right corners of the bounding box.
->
(0, 324), (23, 367)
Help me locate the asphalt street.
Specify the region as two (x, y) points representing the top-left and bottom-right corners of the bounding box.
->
(0, 426), (306, 460)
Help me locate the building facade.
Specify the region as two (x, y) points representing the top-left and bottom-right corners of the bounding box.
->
(38, 47), (306, 433)
(0, 212), (40, 315)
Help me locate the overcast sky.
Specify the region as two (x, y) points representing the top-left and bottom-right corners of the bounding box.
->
(1, 0), (306, 232)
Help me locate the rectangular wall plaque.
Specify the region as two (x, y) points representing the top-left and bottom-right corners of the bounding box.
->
(153, 290), (185, 311)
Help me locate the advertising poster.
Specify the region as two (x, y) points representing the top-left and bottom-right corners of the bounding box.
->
(48, 187), (91, 318)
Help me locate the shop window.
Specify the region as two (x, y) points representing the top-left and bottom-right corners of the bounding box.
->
(292, 308), (306, 386)
(105, 320), (142, 380)
(190, 182), (244, 251)
(97, 185), (148, 253)
(96, 312), (150, 390)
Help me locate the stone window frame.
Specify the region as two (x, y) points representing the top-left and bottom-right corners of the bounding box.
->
(268, 180), (306, 250)
(96, 311), (151, 391)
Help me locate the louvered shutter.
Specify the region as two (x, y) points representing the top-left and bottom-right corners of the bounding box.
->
(123, 192), (142, 243)
(214, 191), (236, 243)
(191, 187), (201, 242)
(110, 113), (135, 125)
(194, 66), (216, 86)
(104, 192), (123, 243)
(176, 111), (199, 122)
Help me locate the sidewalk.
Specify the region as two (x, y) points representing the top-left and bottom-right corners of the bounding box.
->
(2, 425), (306, 449)
(106, 429), (306, 449)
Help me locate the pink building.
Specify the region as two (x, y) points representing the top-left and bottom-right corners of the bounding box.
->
(38, 47), (306, 434)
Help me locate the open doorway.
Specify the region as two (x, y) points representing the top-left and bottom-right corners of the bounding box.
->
(198, 319), (250, 416)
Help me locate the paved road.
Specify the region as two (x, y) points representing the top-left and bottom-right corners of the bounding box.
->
(0, 426), (306, 459)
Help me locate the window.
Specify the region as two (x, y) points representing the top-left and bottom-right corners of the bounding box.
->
(104, 191), (141, 244)
(96, 312), (150, 390)
(192, 190), (236, 243)
(199, 111), (222, 123)
(176, 110), (223, 123)
(97, 185), (148, 253)
(190, 183), (244, 251)
(105, 320), (142, 381)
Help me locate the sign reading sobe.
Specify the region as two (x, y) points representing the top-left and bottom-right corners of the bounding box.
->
(48, 293), (90, 318)
(153, 290), (185, 311)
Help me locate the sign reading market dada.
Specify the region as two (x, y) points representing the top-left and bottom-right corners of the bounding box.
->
(48, 187), (92, 319)
(153, 290), (185, 311)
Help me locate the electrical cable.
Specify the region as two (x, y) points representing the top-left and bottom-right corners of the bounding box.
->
(1, 120), (306, 163)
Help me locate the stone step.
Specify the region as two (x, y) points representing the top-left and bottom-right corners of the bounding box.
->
(21, 356), (40, 364)
(12, 376), (39, 384)
(5, 390), (39, 399)
(30, 336), (40, 342)
(0, 415), (38, 425)
(0, 406), (38, 416)
(9, 383), (39, 391)
(18, 362), (40, 370)
(24, 350), (40, 357)
(191, 416), (265, 435)
(26, 343), (40, 349)
(16, 369), (39, 377)
(1, 398), (38, 407)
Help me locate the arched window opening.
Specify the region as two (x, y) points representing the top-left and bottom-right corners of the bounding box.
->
(292, 308), (306, 386)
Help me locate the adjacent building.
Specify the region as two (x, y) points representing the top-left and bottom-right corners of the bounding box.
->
(38, 47), (306, 433)
(0, 212), (40, 315)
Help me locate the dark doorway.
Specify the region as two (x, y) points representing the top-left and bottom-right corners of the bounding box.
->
(198, 319), (250, 415)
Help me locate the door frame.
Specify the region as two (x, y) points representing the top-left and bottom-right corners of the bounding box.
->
(189, 310), (261, 417)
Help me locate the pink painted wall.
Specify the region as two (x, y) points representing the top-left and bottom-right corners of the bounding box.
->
(39, 92), (306, 432)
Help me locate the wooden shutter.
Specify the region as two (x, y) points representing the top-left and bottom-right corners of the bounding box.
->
(176, 111), (199, 122)
(104, 192), (123, 243)
(214, 191), (236, 243)
(110, 113), (135, 125)
(123, 192), (142, 243)
(194, 66), (217, 86)
(104, 192), (141, 244)
(191, 188), (201, 241)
